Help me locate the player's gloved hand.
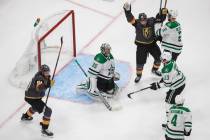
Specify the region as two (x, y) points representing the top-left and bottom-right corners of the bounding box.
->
(36, 80), (44, 91)
(50, 80), (55, 87)
(113, 72), (120, 81)
(161, 8), (168, 15)
(123, 2), (131, 12)
(150, 82), (161, 90)
(184, 129), (191, 136)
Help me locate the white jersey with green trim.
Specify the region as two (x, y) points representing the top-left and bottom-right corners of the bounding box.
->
(156, 21), (183, 53)
(88, 53), (115, 80)
(166, 105), (192, 139)
(160, 60), (186, 90)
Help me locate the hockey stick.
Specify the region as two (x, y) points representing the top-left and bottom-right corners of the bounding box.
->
(159, 0), (163, 14)
(45, 37), (63, 106)
(127, 86), (151, 99)
(164, 0), (168, 8)
(74, 59), (113, 111)
(74, 59), (88, 77)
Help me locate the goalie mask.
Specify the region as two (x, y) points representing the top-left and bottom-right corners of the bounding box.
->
(161, 51), (172, 64)
(100, 43), (111, 56)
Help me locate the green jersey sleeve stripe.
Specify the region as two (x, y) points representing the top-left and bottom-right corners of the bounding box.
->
(162, 41), (183, 47)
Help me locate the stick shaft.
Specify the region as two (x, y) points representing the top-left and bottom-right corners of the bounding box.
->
(45, 37), (63, 105)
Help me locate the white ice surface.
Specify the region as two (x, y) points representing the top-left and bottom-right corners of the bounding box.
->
(0, 0), (210, 139)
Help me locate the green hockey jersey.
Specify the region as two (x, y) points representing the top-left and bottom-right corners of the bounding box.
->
(160, 60), (186, 90)
(88, 53), (115, 80)
(166, 105), (192, 139)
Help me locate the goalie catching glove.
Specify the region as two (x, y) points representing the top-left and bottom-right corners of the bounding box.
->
(150, 82), (161, 90)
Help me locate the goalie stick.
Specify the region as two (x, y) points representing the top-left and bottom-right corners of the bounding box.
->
(127, 86), (151, 99)
(74, 59), (121, 111)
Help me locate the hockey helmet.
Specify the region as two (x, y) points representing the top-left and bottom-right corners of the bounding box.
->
(100, 43), (111, 54)
(175, 95), (185, 105)
(40, 64), (50, 75)
(168, 10), (178, 19)
(138, 13), (147, 20)
(161, 51), (172, 64)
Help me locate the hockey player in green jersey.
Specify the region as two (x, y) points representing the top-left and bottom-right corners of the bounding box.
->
(76, 43), (120, 100)
(156, 10), (183, 61)
(165, 95), (192, 140)
(149, 51), (186, 128)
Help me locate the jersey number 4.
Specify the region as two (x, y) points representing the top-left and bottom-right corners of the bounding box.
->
(171, 114), (178, 126)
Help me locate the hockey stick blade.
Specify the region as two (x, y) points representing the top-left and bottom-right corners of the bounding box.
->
(127, 93), (133, 99)
(127, 86), (151, 99)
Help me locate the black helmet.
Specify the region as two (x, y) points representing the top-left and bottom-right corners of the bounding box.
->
(40, 64), (50, 72)
(138, 13), (147, 20)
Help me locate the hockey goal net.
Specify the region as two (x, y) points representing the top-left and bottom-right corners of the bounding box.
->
(9, 10), (76, 88)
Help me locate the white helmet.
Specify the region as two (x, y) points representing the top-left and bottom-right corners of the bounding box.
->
(175, 95), (185, 105)
(100, 43), (111, 54)
(168, 10), (178, 19)
(161, 51), (172, 63)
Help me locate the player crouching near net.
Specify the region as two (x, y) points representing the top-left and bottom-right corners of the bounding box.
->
(76, 43), (120, 101)
(21, 64), (55, 137)
(149, 51), (186, 128)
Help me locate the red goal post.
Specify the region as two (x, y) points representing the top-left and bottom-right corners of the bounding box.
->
(9, 10), (77, 89)
(37, 10), (76, 70)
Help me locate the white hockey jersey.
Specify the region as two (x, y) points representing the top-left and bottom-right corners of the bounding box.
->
(88, 53), (115, 80)
(166, 105), (192, 139)
(156, 21), (183, 53)
(160, 60), (185, 90)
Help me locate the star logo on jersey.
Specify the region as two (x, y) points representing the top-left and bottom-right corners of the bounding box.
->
(143, 27), (152, 39)
(108, 65), (115, 75)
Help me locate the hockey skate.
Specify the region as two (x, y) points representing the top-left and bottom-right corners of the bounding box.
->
(151, 69), (161, 77)
(41, 129), (54, 137)
(162, 123), (167, 129)
(40, 122), (54, 137)
(134, 75), (141, 83)
(21, 113), (33, 121)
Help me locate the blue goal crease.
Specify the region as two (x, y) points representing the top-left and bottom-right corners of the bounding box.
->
(50, 54), (131, 104)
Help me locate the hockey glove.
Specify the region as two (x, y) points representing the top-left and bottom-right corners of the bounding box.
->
(113, 72), (120, 81)
(50, 80), (55, 87)
(184, 129), (191, 136)
(123, 2), (131, 12)
(150, 82), (161, 90)
(161, 8), (168, 15)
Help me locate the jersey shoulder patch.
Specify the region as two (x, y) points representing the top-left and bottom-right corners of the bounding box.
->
(166, 21), (180, 29)
(161, 60), (175, 73)
(94, 53), (107, 64)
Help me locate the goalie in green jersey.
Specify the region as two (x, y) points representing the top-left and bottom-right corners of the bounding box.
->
(76, 43), (120, 101)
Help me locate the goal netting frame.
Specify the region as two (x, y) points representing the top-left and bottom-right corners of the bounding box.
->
(9, 10), (76, 88)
